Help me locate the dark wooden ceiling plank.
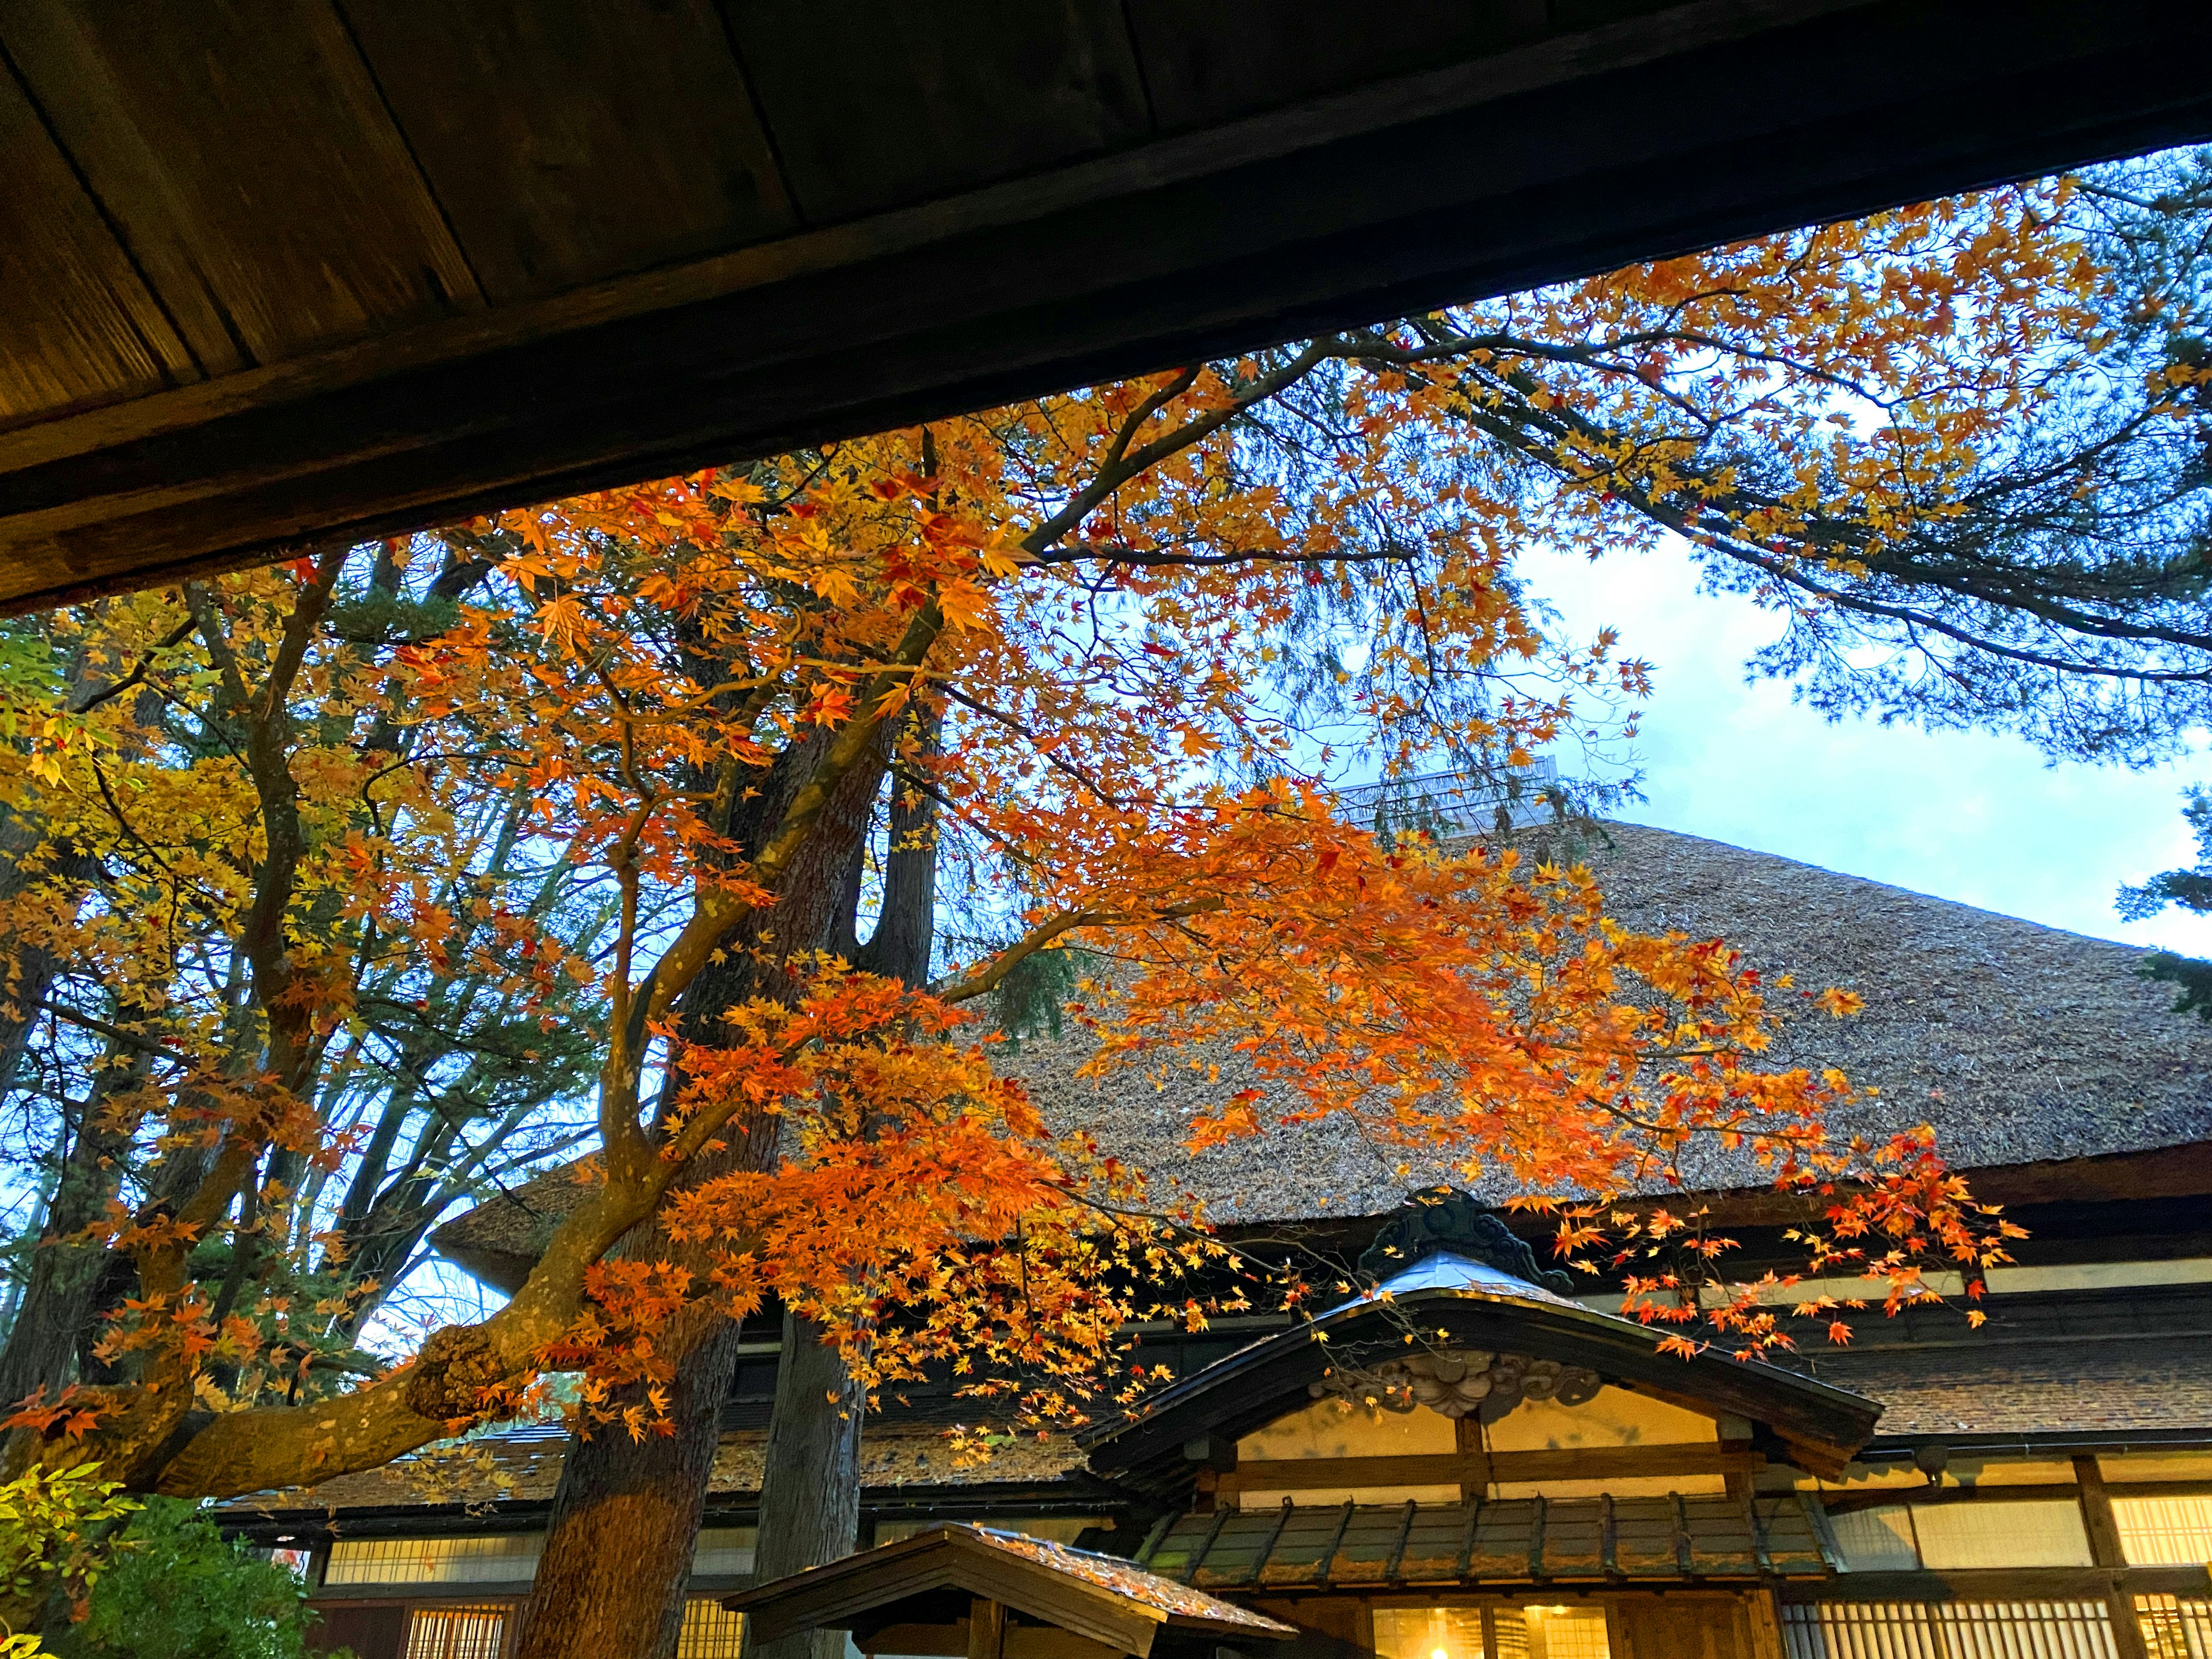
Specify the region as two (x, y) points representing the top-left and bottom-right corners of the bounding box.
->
(2, 0), (2210, 608)
(0, 0), (2056, 482)
(0, 59), (198, 430)
(724, 0), (1152, 224)
(1124, 0), (1554, 132)
(0, 0), (484, 376)
(336, 0), (796, 304)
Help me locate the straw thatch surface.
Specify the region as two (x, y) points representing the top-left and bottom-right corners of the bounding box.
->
(434, 822), (2212, 1282)
(1811, 1335), (2212, 1438)
(228, 1421), (1089, 1517)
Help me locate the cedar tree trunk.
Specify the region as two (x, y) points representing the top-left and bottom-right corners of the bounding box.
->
(740, 1313), (869, 1659)
(515, 730), (888, 1659)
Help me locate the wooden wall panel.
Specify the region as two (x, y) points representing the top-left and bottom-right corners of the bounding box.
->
(339, 0), (797, 302)
(1615, 1594), (1754, 1659)
(1123, 0), (1551, 131)
(0, 0), (483, 373)
(0, 63), (196, 428)
(724, 0), (1150, 223)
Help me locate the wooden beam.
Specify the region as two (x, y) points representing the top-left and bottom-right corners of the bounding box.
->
(4, 0), (2209, 611)
(1217, 1445), (1762, 1495)
(1776, 1565), (2212, 1604)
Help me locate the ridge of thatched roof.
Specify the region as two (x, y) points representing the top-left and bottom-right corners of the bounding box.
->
(433, 821), (2212, 1287)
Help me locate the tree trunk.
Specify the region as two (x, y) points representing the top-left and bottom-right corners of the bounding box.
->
(744, 709), (941, 1659)
(509, 1177), (767, 1659)
(0, 1048), (141, 1407)
(0, 814), (93, 1107)
(856, 707), (940, 988)
(516, 730), (888, 1659)
(741, 1314), (869, 1659)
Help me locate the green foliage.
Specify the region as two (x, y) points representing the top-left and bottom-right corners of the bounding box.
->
(48, 1500), (328, 1659)
(2118, 787), (2212, 1019)
(2135, 949), (2212, 1021)
(0, 1464), (139, 1647)
(989, 943), (1097, 1052)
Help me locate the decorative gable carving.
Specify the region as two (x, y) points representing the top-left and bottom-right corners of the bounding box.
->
(1308, 1348), (1601, 1421)
(1358, 1188), (1575, 1295)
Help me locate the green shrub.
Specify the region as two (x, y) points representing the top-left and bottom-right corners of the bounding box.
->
(48, 1500), (331, 1659)
(0, 1463), (139, 1650)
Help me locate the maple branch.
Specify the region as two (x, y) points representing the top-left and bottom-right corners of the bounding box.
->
(68, 617), (197, 715)
(32, 1000), (190, 1067)
(937, 896), (1224, 1007)
(1027, 540), (1416, 570)
(1019, 339), (1338, 556)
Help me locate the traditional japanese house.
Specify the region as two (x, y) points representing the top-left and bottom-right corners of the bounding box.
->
(229, 825), (2212, 1659)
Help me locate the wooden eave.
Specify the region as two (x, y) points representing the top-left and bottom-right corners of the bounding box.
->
(1081, 1277), (1881, 1486)
(3, 0), (2210, 610)
(724, 1524), (1294, 1655)
(1134, 1491), (1840, 1588)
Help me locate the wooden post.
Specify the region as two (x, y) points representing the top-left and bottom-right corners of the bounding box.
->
(2074, 1455), (2150, 1659)
(1744, 1589), (1789, 1659)
(1455, 1415), (1493, 1501)
(968, 1598), (1007, 1659)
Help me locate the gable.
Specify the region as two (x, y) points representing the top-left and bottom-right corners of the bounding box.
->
(1217, 1382), (1744, 1507)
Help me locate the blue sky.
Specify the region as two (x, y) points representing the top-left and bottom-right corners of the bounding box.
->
(1519, 539), (2212, 958)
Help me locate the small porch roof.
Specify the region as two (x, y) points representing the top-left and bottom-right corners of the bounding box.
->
(724, 1522), (1294, 1657)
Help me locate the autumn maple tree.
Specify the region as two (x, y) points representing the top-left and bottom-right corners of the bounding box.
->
(0, 149), (2205, 1652)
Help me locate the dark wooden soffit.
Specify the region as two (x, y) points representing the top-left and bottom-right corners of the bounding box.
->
(3, 0), (2210, 613)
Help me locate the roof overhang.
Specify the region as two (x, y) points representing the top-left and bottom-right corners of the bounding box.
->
(1084, 1254), (1881, 1484)
(724, 1523), (1293, 1656)
(4, 0), (2210, 611)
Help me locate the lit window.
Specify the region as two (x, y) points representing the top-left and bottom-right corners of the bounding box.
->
(1783, 1601), (2117, 1659)
(404, 1605), (509, 1659)
(1372, 1606), (1607, 1659)
(327, 1535), (542, 1585)
(1521, 1605), (1609, 1659)
(2137, 1595), (2212, 1659)
(2115, 1497), (2212, 1567)
(1374, 1605), (1486, 1659)
(679, 1597), (745, 1659)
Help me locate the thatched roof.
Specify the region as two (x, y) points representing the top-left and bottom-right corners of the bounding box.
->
(433, 822), (2212, 1287)
(228, 1421), (1091, 1519)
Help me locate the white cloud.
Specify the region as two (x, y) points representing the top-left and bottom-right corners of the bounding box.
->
(1518, 539), (2212, 958)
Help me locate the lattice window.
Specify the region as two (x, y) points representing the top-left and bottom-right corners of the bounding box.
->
(405, 1604), (510, 1659)
(2137, 1596), (2212, 1659)
(1519, 1605), (1609, 1659)
(2116, 1498), (2212, 1567)
(1372, 1606), (1604, 1659)
(1783, 1601), (2117, 1659)
(327, 1535), (543, 1585)
(679, 1597), (745, 1658)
